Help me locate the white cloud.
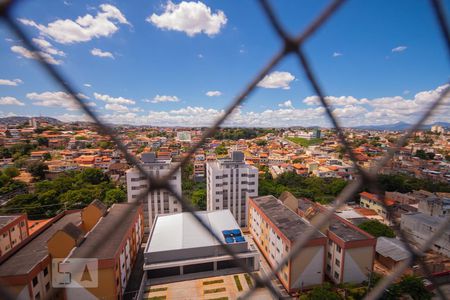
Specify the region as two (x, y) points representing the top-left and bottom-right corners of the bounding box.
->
(150, 95), (180, 103)
(303, 95), (366, 106)
(18, 4), (129, 44)
(11, 45), (62, 65)
(257, 71), (295, 90)
(147, 1), (227, 37)
(0, 79), (23, 86)
(84, 83), (92, 87)
(32, 38), (65, 56)
(0, 97), (25, 106)
(332, 52), (342, 57)
(392, 46), (407, 52)
(94, 93), (135, 105)
(206, 90), (222, 97)
(105, 103), (129, 113)
(27, 91), (93, 110)
(91, 48), (114, 59)
(278, 100), (294, 109)
(333, 105), (367, 118)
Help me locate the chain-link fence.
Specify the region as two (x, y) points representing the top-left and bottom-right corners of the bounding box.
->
(0, 0), (449, 299)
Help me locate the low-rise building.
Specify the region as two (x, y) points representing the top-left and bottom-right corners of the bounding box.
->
(359, 192), (395, 224)
(0, 214), (29, 260)
(401, 212), (450, 257)
(143, 210), (259, 285)
(248, 195), (327, 293)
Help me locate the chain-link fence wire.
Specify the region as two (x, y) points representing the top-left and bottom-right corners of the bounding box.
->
(0, 0), (448, 299)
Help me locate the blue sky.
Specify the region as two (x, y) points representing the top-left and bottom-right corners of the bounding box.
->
(0, 0), (448, 127)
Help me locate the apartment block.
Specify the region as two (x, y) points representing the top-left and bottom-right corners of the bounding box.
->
(280, 192), (376, 285)
(0, 201), (143, 300)
(0, 211), (81, 300)
(57, 202), (144, 300)
(126, 152), (182, 230)
(0, 214), (29, 259)
(248, 195), (327, 293)
(207, 151), (258, 227)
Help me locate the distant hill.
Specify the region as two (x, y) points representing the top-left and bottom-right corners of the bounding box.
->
(0, 116), (63, 126)
(352, 121), (450, 131)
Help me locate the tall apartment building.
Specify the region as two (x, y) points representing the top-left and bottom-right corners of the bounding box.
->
(206, 151), (258, 227)
(126, 152), (182, 230)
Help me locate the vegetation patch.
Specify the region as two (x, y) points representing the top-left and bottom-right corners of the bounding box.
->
(244, 273), (253, 288)
(287, 137), (323, 147)
(203, 279), (224, 285)
(358, 220), (395, 238)
(233, 275), (243, 291)
(204, 287), (226, 294)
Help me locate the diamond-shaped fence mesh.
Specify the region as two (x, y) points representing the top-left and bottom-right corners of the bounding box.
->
(0, 0), (449, 299)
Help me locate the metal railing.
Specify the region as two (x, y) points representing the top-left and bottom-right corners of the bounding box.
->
(0, 0), (448, 299)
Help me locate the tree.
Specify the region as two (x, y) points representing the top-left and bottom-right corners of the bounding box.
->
(214, 143), (228, 155)
(36, 137), (49, 147)
(358, 220), (395, 238)
(26, 161), (48, 180)
(191, 189), (206, 210)
(77, 168), (108, 185)
(42, 153), (52, 161)
(3, 167), (20, 178)
(255, 140), (267, 146)
(397, 275), (433, 300)
(104, 188), (126, 205)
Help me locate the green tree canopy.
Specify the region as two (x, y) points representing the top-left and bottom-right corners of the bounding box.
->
(358, 220), (395, 238)
(104, 188), (126, 205)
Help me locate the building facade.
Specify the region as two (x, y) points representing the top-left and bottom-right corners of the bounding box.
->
(206, 151), (258, 227)
(401, 212), (450, 257)
(0, 214), (29, 259)
(248, 196), (327, 293)
(144, 210), (259, 285)
(126, 152), (182, 230)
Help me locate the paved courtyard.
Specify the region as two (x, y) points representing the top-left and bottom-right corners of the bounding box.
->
(143, 273), (275, 300)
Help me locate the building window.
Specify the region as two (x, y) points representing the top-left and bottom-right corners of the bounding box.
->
(327, 264), (331, 272)
(335, 259), (340, 267)
(45, 282), (50, 291)
(35, 292), (40, 300)
(43, 266), (49, 277)
(336, 245), (341, 253)
(328, 252), (332, 259)
(334, 271), (339, 280)
(328, 239), (332, 246)
(32, 276), (38, 287)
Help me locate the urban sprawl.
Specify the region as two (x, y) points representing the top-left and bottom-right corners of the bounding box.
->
(0, 117), (448, 299)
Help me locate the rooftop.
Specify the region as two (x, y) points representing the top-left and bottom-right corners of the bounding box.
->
(328, 218), (372, 242)
(376, 237), (410, 262)
(0, 211), (81, 277)
(146, 210), (243, 253)
(0, 215), (21, 228)
(251, 195), (325, 242)
(70, 203), (140, 260)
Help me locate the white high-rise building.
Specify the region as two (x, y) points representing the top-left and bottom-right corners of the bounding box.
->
(206, 151), (258, 227)
(126, 152), (182, 231)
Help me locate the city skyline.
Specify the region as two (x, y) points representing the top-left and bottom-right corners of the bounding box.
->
(0, 0), (449, 127)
